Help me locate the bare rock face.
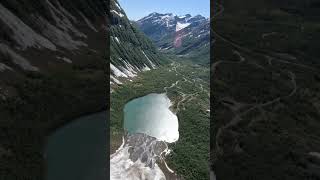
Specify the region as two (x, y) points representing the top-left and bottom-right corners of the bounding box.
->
(0, 0), (107, 73)
(0, 1), (108, 179)
(126, 133), (167, 168)
(109, 0), (167, 88)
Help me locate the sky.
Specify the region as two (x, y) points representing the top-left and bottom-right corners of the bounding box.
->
(118, 0), (210, 20)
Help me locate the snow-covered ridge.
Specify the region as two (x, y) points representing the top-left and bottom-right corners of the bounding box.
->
(137, 12), (207, 31)
(176, 22), (191, 32)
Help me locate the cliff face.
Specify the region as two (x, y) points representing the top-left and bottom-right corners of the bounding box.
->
(0, 0), (106, 72)
(110, 0), (168, 87)
(0, 0), (107, 179)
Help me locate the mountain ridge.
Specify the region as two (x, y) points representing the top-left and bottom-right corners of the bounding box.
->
(136, 12), (210, 63)
(110, 0), (168, 89)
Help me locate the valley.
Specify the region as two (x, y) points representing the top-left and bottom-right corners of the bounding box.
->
(110, 0), (210, 179)
(111, 59), (210, 180)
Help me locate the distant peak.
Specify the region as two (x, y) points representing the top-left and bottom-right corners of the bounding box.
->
(149, 12), (160, 16)
(194, 14), (204, 18)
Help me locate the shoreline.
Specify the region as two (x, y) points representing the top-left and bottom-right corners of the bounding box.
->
(45, 105), (108, 136)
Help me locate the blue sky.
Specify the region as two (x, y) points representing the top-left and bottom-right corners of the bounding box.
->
(118, 0), (210, 20)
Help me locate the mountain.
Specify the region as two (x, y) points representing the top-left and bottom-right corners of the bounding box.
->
(110, 0), (168, 87)
(0, 0), (107, 178)
(136, 13), (210, 63)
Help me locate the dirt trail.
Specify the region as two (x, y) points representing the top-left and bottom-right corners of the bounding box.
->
(164, 62), (209, 113)
(212, 4), (303, 157)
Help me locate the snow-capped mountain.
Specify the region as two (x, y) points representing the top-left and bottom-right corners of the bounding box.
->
(136, 13), (210, 63)
(137, 13), (208, 41)
(110, 0), (167, 88)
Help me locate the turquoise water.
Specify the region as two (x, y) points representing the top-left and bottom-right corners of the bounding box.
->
(123, 93), (179, 143)
(46, 111), (107, 180)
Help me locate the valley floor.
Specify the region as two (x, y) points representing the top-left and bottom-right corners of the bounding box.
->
(110, 59), (210, 180)
(212, 4), (320, 179)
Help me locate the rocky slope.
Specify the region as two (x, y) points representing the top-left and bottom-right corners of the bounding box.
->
(110, 0), (167, 88)
(0, 0), (107, 179)
(137, 13), (210, 63)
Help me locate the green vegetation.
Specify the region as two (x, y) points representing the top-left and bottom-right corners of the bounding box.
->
(110, 0), (168, 69)
(111, 59), (210, 180)
(212, 1), (320, 179)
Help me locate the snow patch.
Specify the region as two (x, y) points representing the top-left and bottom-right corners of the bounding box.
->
(142, 65), (151, 71)
(119, 60), (137, 78)
(141, 50), (156, 68)
(175, 22), (191, 32)
(111, 10), (124, 17)
(110, 75), (122, 84)
(114, 37), (120, 44)
(110, 138), (166, 180)
(111, 63), (128, 78)
(56, 56), (72, 63)
(115, 1), (122, 10)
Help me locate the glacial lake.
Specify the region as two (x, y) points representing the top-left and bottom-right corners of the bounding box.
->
(46, 111), (107, 180)
(124, 93), (179, 143)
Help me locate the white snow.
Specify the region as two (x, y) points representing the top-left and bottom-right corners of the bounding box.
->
(161, 15), (172, 20)
(115, 1), (122, 10)
(114, 37), (120, 44)
(111, 10), (124, 17)
(110, 139), (166, 180)
(56, 56), (72, 63)
(111, 63), (128, 78)
(141, 50), (156, 68)
(120, 60), (137, 78)
(141, 14), (153, 21)
(175, 22), (191, 32)
(110, 75), (122, 84)
(142, 65), (151, 71)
